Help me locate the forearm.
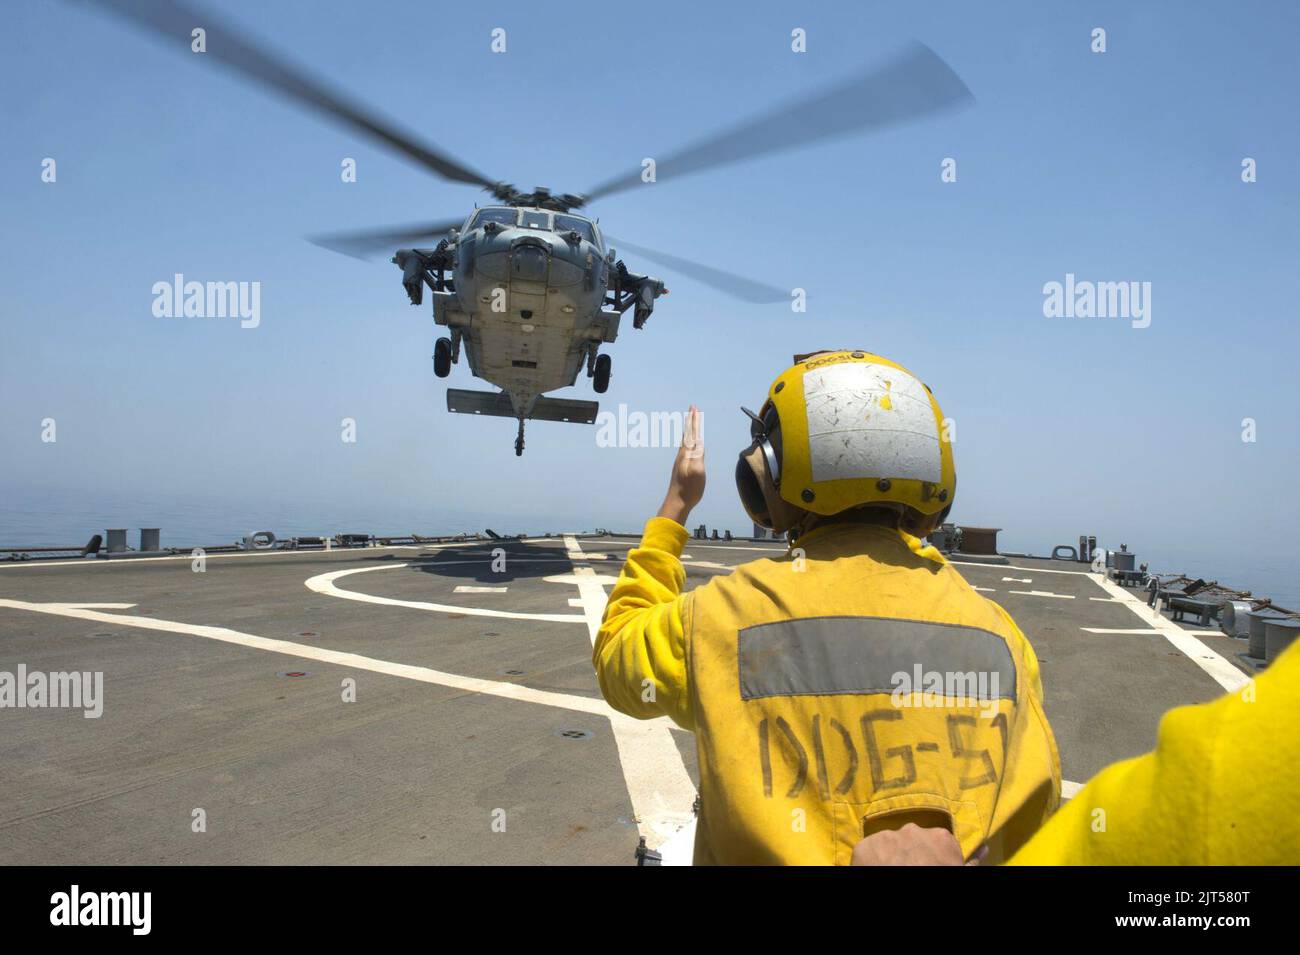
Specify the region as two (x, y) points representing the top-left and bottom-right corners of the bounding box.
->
(592, 517), (694, 729)
(656, 492), (694, 525)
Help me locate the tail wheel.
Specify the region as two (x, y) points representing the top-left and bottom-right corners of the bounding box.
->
(593, 353), (612, 394)
(433, 337), (452, 378)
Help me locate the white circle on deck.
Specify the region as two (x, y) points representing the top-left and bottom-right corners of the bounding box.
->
(304, 561), (585, 622)
(542, 572), (620, 586)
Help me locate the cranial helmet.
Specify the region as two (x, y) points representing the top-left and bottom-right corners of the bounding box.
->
(735, 350), (956, 536)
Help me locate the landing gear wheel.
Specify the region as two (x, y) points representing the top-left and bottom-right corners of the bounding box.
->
(593, 353), (612, 394)
(433, 337), (452, 378)
(515, 419), (525, 457)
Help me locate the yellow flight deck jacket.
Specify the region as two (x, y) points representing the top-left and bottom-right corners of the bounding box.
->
(594, 516), (1062, 865)
(1009, 638), (1300, 865)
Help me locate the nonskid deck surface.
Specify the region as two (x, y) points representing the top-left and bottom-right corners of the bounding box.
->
(0, 537), (1249, 864)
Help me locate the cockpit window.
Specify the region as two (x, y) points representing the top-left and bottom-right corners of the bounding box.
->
(554, 215), (596, 243)
(472, 208), (517, 228)
(519, 210), (551, 231)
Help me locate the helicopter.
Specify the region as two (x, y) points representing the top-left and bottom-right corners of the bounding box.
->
(86, 0), (973, 455)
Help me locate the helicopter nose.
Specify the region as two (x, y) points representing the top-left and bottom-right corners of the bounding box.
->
(509, 237), (550, 284)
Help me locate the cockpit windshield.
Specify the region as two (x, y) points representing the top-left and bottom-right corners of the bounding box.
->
(471, 207), (517, 228)
(519, 210), (551, 231)
(554, 214), (596, 244)
(469, 208), (599, 246)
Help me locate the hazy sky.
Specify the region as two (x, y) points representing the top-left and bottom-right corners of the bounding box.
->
(2, 1), (1297, 595)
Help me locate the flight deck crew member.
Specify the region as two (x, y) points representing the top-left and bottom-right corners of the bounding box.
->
(593, 350), (1061, 865)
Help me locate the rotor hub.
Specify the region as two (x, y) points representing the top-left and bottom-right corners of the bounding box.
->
(489, 183), (586, 212)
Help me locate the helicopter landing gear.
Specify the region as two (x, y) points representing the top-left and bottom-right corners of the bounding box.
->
(514, 419), (526, 457)
(593, 353), (612, 394)
(433, 337), (453, 378)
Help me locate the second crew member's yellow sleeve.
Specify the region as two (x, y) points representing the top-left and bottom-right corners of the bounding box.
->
(1008, 641), (1300, 865)
(592, 517), (695, 730)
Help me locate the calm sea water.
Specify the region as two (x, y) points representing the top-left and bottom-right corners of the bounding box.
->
(0, 488), (574, 553)
(3, 487), (1297, 610)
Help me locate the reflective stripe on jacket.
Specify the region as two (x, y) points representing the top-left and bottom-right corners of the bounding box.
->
(594, 516), (1061, 865)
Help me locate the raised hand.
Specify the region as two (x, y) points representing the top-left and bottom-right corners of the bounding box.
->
(657, 406), (706, 525)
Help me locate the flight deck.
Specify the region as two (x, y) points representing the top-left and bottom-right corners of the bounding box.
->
(0, 534), (1250, 864)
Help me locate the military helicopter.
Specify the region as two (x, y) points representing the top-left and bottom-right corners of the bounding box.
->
(87, 0), (973, 455)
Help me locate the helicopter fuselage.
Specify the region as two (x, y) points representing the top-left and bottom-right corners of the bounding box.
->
(437, 206), (615, 416)
(394, 204), (663, 455)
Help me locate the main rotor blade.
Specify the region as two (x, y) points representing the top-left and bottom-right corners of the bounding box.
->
(607, 236), (787, 305)
(309, 219), (464, 259)
(584, 42), (972, 203)
(85, 0), (496, 189)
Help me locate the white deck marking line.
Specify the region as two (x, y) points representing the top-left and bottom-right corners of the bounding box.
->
(1090, 574), (1249, 693)
(1088, 597), (1120, 603)
(1008, 590), (1075, 600)
(0, 597), (624, 720)
(453, 585), (507, 594)
(563, 534), (697, 851)
(1061, 780), (1084, 800)
(305, 564), (583, 623)
(1002, 577), (1032, 583)
(543, 572), (621, 587)
(563, 536), (588, 561)
(44, 602), (139, 610)
(569, 569), (609, 642)
(973, 586), (996, 593)
(950, 561), (1090, 576)
(659, 818), (698, 865)
(1082, 628), (1162, 635)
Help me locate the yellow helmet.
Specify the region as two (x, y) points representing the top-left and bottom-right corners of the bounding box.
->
(735, 350), (956, 534)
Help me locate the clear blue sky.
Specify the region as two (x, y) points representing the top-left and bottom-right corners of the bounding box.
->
(2, 1), (1297, 598)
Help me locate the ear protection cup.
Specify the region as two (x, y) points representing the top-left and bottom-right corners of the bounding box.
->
(760, 428), (781, 488)
(737, 401), (786, 529)
(736, 446), (772, 528)
(737, 442), (809, 536)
